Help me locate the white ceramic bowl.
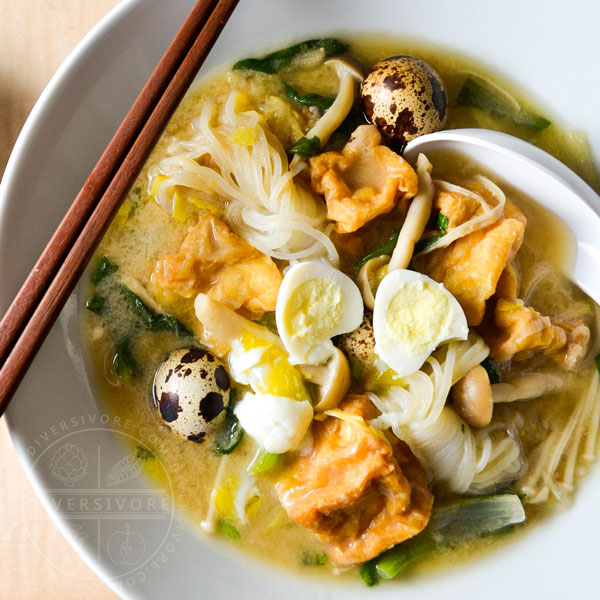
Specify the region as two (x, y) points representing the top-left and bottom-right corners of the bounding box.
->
(2, 1), (600, 598)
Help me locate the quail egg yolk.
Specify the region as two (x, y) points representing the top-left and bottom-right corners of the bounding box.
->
(373, 269), (468, 377)
(239, 331), (309, 401)
(282, 278), (344, 346)
(384, 280), (453, 355)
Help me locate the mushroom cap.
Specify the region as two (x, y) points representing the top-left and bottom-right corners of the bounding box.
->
(153, 347), (231, 442)
(325, 54), (366, 81)
(361, 55), (447, 143)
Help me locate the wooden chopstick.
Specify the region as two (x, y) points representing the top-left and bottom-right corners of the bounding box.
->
(0, 0), (239, 416)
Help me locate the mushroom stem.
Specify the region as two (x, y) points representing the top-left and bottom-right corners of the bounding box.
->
(388, 153), (434, 271)
(300, 347), (350, 412)
(305, 70), (356, 146)
(194, 293), (283, 355)
(356, 255), (390, 310)
(491, 372), (564, 403)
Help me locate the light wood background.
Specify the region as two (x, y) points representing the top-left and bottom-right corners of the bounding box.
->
(1, 2), (122, 598)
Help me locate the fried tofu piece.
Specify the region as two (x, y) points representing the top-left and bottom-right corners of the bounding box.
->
(488, 299), (591, 369)
(414, 199), (526, 326)
(488, 299), (567, 362)
(309, 125), (418, 234)
(151, 213), (282, 313)
(277, 395), (432, 565)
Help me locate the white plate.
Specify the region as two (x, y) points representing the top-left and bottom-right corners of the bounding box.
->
(1, 1), (600, 598)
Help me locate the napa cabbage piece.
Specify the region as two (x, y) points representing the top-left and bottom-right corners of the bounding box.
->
(365, 493), (525, 584)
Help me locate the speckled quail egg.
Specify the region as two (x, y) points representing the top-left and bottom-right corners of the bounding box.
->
(153, 347), (231, 443)
(337, 310), (377, 370)
(361, 55), (447, 143)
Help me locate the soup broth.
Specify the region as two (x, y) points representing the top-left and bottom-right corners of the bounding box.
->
(82, 35), (600, 581)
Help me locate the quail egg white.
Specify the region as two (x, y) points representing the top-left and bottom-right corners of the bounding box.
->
(153, 347), (231, 442)
(275, 261), (364, 365)
(361, 55), (447, 143)
(373, 269), (468, 377)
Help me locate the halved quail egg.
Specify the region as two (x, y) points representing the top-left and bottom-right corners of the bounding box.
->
(153, 347), (231, 443)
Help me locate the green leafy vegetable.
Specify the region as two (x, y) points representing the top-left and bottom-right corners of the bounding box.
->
(218, 518), (241, 539)
(256, 311), (278, 334)
(85, 295), (105, 314)
(354, 228), (401, 274)
(413, 234), (443, 255)
(481, 356), (503, 384)
(120, 286), (191, 336)
(92, 256), (118, 285)
(283, 83), (334, 112)
(413, 212), (449, 255)
(288, 135), (321, 157)
(233, 38), (347, 74)
(136, 446), (155, 460)
(250, 450), (282, 475)
(112, 339), (138, 380)
(368, 494), (524, 583)
(360, 561), (378, 587)
(456, 77), (551, 132)
(376, 535), (436, 580)
(215, 389), (244, 454)
(436, 213), (449, 233)
(301, 551), (327, 566)
(595, 354), (600, 375)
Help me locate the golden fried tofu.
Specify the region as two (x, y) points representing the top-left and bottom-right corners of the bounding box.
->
(488, 299), (567, 362)
(309, 125), (418, 234)
(277, 395), (432, 565)
(414, 199), (526, 326)
(434, 188), (480, 229)
(151, 213), (282, 314)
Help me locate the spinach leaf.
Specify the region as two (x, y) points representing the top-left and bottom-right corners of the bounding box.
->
(215, 389), (244, 454)
(354, 228), (401, 274)
(112, 339), (139, 380)
(481, 356), (502, 384)
(233, 38), (347, 74)
(283, 83), (334, 112)
(456, 77), (551, 132)
(92, 256), (118, 285)
(288, 135), (321, 157)
(119, 286), (192, 336)
(85, 295), (106, 314)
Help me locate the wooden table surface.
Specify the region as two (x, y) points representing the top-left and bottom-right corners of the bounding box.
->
(1, 2), (122, 598)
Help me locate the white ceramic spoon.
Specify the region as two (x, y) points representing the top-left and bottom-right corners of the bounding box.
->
(404, 129), (600, 305)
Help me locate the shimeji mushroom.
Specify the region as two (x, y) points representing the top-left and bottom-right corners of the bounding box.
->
(450, 365), (494, 428)
(451, 367), (564, 428)
(356, 255), (390, 310)
(303, 56), (365, 149)
(491, 372), (563, 404)
(388, 153), (435, 271)
(300, 347), (351, 412)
